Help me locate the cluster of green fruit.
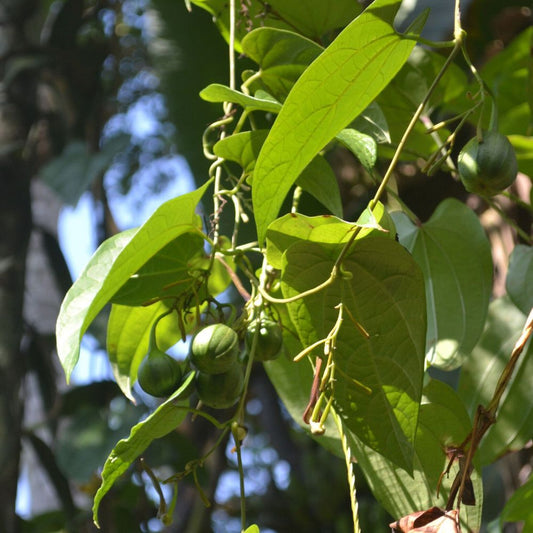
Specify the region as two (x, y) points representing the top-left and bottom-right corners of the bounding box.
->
(136, 316), (283, 408)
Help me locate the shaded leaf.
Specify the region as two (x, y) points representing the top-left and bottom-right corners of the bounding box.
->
(107, 303), (189, 402)
(92, 372), (196, 526)
(281, 237), (426, 471)
(191, 0), (361, 51)
(41, 135), (130, 206)
(506, 244), (533, 315)
(110, 231), (204, 306)
(351, 101), (391, 145)
(500, 474), (533, 528)
(392, 199), (492, 370)
(241, 27), (322, 101)
(349, 380), (482, 532)
(252, 0), (423, 242)
(457, 297), (533, 466)
(56, 182), (209, 381)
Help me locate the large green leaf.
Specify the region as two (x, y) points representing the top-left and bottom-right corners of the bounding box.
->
(252, 0), (423, 242)
(458, 297), (533, 466)
(213, 130), (343, 217)
(92, 372), (196, 526)
(241, 27), (323, 101)
(392, 199), (493, 370)
(266, 204), (395, 270)
(280, 237), (426, 471)
(56, 183), (209, 381)
(506, 244), (533, 315)
(348, 380), (483, 532)
(106, 303), (188, 402)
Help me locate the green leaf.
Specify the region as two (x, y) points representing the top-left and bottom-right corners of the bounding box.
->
(56, 182), (209, 382)
(252, 0), (422, 242)
(110, 231), (204, 306)
(506, 244), (533, 315)
(351, 101), (390, 145)
(508, 135), (533, 179)
(347, 380), (483, 532)
(244, 525), (261, 533)
(392, 199), (493, 370)
(335, 129), (377, 171)
(92, 371), (196, 526)
(241, 27), (323, 101)
(281, 237), (426, 471)
(107, 303), (189, 402)
(191, 0), (361, 51)
(199, 83), (282, 113)
(501, 474), (533, 528)
(41, 135), (130, 206)
(214, 130), (343, 216)
(458, 297), (533, 466)
(266, 204), (395, 270)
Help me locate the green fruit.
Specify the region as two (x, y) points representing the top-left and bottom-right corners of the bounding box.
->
(245, 317), (283, 361)
(137, 347), (183, 397)
(190, 324), (239, 374)
(196, 365), (244, 409)
(457, 130), (517, 196)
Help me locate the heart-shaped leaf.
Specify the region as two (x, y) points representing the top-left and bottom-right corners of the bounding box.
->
(281, 237), (426, 471)
(392, 199), (492, 369)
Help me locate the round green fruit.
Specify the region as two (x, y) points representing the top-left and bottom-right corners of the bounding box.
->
(457, 130), (517, 196)
(190, 324), (239, 374)
(137, 347), (183, 397)
(196, 365), (244, 409)
(245, 317), (283, 361)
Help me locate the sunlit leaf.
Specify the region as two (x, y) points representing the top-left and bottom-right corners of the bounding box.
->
(214, 130), (342, 216)
(266, 203), (395, 270)
(508, 135), (533, 183)
(458, 297), (533, 466)
(281, 237), (426, 471)
(252, 0), (423, 242)
(92, 372), (196, 526)
(199, 83), (281, 113)
(392, 199), (492, 370)
(506, 244), (533, 315)
(56, 183), (209, 381)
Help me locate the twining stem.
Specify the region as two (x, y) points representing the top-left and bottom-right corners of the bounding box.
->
(333, 411), (361, 533)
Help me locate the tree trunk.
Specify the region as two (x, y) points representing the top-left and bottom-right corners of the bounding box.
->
(0, 1), (37, 529)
